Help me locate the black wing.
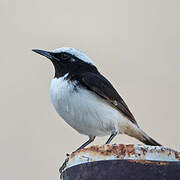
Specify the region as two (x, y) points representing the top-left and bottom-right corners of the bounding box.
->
(78, 72), (138, 125)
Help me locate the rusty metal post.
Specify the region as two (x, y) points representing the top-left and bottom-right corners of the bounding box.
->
(60, 144), (180, 180)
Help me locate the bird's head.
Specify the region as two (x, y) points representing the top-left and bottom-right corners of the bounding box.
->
(32, 47), (97, 78)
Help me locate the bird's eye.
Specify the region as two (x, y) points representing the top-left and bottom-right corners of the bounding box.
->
(60, 53), (71, 60)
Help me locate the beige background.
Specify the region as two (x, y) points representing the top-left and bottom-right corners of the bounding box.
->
(1, 0), (180, 179)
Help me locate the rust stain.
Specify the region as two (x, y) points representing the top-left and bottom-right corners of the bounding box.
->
(140, 147), (148, 156)
(71, 144), (180, 160)
(175, 152), (180, 160)
(71, 144), (131, 158)
(60, 144), (180, 176)
(68, 144), (180, 172)
(126, 144), (136, 156)
(128, 159), (169, 166)
(168, 152), (171, 157)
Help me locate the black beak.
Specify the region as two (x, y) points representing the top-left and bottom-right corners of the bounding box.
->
(32, 49), (53, 59)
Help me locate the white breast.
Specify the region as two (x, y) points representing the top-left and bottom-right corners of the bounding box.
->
(49, 75), (133, 137)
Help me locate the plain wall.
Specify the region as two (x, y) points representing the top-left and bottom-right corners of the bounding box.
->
(1, 0), (180, 179)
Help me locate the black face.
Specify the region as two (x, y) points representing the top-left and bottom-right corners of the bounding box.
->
(32, 49), (99, 79)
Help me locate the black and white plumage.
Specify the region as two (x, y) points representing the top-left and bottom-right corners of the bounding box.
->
(32, 47), (161, 151)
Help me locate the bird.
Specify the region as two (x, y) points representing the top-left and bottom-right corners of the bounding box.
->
(32, 47), (161, 152)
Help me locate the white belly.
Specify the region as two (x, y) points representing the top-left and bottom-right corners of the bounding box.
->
(49, 77), (131, 137)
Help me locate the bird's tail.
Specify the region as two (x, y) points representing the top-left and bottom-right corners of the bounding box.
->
(136, 129), (161, 146)
(126, 125), (161, 146)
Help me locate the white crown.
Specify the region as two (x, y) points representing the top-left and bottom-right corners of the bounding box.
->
(52, 47), (95, 66)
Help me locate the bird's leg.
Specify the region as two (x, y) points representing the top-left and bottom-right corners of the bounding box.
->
(66, 136), (96, 156)
(74, 136), (96, 152)
(59, 136), (96, 174)
(105, 131), (118, 144)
